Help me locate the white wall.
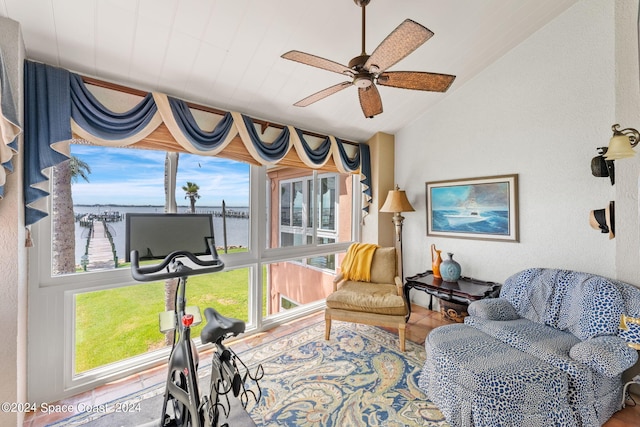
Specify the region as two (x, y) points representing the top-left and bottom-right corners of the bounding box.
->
(0, 16), (26, 427)
(615, 0), (640, 285)
(396, 0), (619, 287)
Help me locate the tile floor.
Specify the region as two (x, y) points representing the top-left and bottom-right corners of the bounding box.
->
(23, 304), (640, 426)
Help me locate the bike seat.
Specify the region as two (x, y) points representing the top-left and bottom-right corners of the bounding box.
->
(200, 307), (246, 344)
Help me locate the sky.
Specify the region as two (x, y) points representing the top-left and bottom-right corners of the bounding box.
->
(70, 144), (250, 206)
(430, 182), (510, 210)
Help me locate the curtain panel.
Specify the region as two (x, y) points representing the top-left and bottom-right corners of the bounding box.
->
(24, 60), (372, 225)
(0, 51), (22, 198)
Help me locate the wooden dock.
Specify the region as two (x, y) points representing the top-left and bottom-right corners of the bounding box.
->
(85, 221), (116, 270)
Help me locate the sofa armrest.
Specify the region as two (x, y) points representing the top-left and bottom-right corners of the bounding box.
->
(467, 298), (520, 321)
(570, 336), (639, 378)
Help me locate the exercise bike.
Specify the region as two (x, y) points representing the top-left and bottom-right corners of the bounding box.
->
(131, 236), (263, 427)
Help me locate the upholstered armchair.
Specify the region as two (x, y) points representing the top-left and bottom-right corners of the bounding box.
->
(325, 246), (408, 351)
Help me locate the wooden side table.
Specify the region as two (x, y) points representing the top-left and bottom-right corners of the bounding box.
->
(404, 271), (501, 322)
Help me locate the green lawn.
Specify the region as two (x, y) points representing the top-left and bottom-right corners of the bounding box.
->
(75, 264), (266, 373)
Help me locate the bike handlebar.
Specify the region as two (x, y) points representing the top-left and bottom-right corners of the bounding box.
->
(130, 236), (225, 282)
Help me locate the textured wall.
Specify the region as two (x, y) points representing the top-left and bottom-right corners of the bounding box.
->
(615, 0), (640, 285)
(396, 0), (617, 285)
(614, 0), (640, 386)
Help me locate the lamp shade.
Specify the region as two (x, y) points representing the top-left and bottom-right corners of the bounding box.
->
(380, 187), (415, 213)
(604, 134), (636, 160)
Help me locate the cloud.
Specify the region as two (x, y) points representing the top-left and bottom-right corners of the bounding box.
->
(70, 145), (250, 206)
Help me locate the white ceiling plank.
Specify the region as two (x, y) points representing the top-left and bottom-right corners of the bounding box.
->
(1, 0), (580, 141)
(2, 0), (59, 65)
(202, 0), (250, 51)
(128, 16), (173, 90)
(173, 0), (216, 40)
(156, 31), (202, 99)
(182, 41), (229, 105)
(94, 0), (137, 81)
(138, 0), (178, 28)
(51, 0), (97, 75)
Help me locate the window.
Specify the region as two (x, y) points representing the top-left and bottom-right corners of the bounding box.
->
(175, 153), (250, 253)
(30, 143), (359, 401)
(57, 144), (167, 275)
(74, 267), (255, 374)
(259, 167), (355, 315)
(276, 173), (343, 250)
(51, 143), (251, 375)
(319, 175), (336, 231)
(57, 145), (250, 275)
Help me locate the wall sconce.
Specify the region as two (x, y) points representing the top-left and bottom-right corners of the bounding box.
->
(603, 124), (640, 160)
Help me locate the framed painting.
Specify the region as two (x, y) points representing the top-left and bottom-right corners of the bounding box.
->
(426, 174), (519, 242)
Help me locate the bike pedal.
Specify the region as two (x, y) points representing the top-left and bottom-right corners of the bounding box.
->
(232, 373), (242, 396)
(162, 414), (179, 427)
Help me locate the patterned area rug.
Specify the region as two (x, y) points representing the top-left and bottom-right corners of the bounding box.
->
(49, 320), (448, 426)
(243, 321), (447, 426)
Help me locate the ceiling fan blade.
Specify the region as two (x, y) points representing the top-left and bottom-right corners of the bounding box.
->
(358, 84), (383, 118)
(294, 81), (352, 107)
(377, 71), (456, 92)
(364, 19), (434, 73)
(282, 50), (352, 76)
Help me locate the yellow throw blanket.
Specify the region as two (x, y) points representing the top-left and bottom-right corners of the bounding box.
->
(341, 243), (379, 282)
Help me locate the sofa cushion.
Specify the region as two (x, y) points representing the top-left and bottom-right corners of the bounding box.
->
(464, 317), (584, 378)
(500, 268), (557, 324)
(325, 281), (407, 315)
(554, 275), (624, 340)
(468, 298), (520, 321)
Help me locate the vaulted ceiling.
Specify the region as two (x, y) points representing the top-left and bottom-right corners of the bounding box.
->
(1, 0), (578, 141)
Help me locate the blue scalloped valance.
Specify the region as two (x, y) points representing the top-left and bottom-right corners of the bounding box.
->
(23, 61), (371, 225)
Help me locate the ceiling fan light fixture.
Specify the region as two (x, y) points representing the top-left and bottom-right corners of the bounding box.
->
(354, 74), (373, 88)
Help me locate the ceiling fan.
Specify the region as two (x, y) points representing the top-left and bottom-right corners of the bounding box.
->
(281, 0), (456, 118)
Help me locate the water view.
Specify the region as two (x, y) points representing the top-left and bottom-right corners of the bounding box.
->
(431, 209), (509, 235)
(73, 205), (249, 266)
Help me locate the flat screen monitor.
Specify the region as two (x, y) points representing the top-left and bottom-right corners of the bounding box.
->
(125, 213), (214, 261)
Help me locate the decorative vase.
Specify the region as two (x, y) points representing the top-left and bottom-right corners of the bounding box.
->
(440, 253), (461, 282)
(431, 244), (442, 278)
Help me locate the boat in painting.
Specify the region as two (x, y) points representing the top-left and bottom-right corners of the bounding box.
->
(444, 210), (488, 226)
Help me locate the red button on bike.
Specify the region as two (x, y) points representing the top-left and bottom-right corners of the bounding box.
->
(182, 314), (194, 327)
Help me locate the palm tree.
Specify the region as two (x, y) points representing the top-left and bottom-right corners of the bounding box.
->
(182, 181), (200, 213)
(69, 156), (92, 183)
(52, 155), (91, 275)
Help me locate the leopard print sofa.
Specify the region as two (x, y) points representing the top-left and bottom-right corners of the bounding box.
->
(418, 268), (640, 427)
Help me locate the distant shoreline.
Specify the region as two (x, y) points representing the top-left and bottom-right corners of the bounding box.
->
(74, 204), (249, 209)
